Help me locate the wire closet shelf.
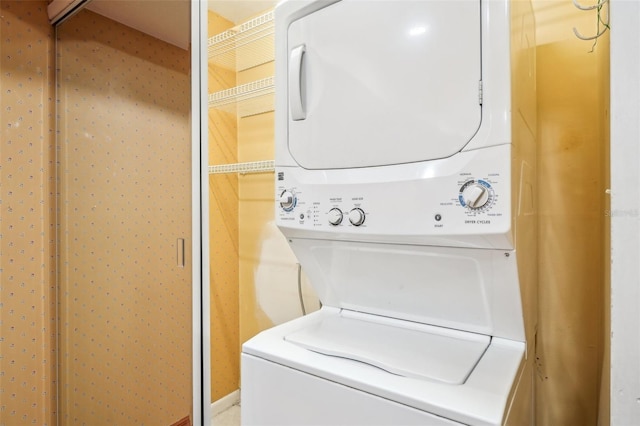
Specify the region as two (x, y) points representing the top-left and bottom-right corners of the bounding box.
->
(208, 76), (275, 117)
(208, 10), (275, 71)
(208, 160), (275, 175)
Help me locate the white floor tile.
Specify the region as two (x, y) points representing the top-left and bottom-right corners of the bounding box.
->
(212, 403), (241, 426)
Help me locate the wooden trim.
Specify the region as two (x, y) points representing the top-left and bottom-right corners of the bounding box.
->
(170, 415), (191, 426)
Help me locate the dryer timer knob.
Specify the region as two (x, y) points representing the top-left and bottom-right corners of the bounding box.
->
(462, 183), (489, 209)
(279, 190), (296, 211)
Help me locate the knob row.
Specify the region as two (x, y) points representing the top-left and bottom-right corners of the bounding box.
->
(328, 207), (365, 226)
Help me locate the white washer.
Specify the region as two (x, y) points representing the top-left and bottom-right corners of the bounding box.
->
(241, 0), (537, 425)
(243, 308), (526, 426)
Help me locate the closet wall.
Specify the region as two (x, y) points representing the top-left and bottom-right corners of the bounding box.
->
(0, 2), (57, 425)
(207, 7), (318, 403)
(533, 1), (609, 424)
(235, 44), (280, 351)
(208, 10), (240, 402)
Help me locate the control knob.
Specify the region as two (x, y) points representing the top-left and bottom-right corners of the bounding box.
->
(461, 183), (490, 209)
(279, 190), (296, 211)
(348, 208), (366, 226)
(328, 208), (343, 226)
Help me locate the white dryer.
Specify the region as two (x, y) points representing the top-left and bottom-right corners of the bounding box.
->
(241, 0), (537, 425)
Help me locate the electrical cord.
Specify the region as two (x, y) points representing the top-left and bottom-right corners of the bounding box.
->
(297, 263), (306, 315)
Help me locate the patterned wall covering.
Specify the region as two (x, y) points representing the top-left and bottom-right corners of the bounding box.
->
(56, 9), (192, 425)
(0, 2), (57, 425)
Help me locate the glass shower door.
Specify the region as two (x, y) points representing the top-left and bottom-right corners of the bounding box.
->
(56, 8), (195, 425)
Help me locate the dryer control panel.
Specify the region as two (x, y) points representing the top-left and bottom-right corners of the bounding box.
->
(276, 145), (515, 249)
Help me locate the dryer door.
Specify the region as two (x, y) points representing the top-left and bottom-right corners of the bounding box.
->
(286, 0), (482, 169)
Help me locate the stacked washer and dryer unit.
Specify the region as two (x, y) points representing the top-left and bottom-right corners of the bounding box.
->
(241, 0), (537, 424)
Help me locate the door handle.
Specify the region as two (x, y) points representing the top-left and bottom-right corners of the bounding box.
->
(176, 238), (185, 268)
(289, 44), (306, 121)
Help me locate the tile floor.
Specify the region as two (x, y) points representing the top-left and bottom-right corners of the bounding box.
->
(212, 403), (241, 426)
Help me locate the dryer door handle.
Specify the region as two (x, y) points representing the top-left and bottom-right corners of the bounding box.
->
(289, 44), (306, 121)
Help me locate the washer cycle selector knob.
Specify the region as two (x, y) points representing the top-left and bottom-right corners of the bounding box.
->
(279, 190), (296, 212)
(348, 208), (366, 226)
(328, 208), (343, 226)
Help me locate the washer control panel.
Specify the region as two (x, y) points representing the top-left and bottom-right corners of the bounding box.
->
(276, 187), (369, 229)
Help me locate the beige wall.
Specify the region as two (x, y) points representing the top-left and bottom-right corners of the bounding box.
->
(534, 1), (609, 424)
(236, 62), (319, 355)
(208, 10), (241, 403)
(207, 12), (282, 401)
(207, 9), (319, 403)
(0, 2), (57, 425)
(237, 62), (278, 346)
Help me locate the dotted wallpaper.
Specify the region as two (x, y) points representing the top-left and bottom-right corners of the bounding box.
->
(56, 10), (192, 425)
(0, 2), (57, 426)
(207, 11), (240, 403)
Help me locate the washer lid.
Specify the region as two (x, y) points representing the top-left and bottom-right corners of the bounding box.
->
(286, 0), (482, 169)
(284, 310), (490, 385)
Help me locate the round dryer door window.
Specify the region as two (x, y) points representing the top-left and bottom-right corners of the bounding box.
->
(286, 0), (482, 169)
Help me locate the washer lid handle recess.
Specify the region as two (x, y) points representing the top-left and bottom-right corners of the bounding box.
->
(284, 313), (490, 385)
